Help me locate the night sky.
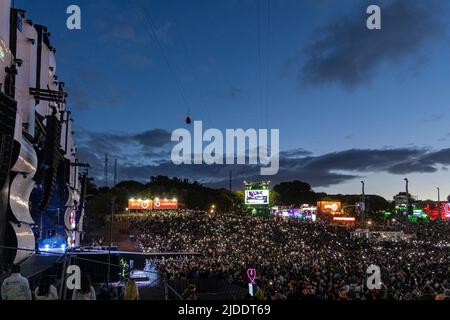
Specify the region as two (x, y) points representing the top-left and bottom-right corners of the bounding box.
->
(17, 0), (450, 200)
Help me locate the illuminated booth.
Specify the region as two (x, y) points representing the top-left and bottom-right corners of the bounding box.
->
(272, 205), (317, 221)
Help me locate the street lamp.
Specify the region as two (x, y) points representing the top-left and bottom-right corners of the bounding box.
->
(107, 196), (116, 286)
(437, 187), (441, 221)
(360, 181), (366, 227)
(404, 178), (410, 218)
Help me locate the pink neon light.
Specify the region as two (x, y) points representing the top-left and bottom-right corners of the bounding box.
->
(247, 268), (256, 284)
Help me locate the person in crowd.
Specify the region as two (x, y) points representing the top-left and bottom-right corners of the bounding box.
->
(71, 275), (96, 300)
(34, 275), (58, 300)
(1, 264), (32, 300)
(123, 279), (140, 300)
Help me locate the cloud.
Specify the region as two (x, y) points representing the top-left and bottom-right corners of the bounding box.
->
(288, 0), (446, 88)
(78, 132), (450, 189)
(279, 148), (313, 158)
(132, 129), (173, 148)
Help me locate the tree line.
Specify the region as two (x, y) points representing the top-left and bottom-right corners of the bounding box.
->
(83, 177), (394, 233)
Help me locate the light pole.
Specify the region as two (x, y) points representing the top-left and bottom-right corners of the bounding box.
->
(360, 181), (366, 228)
(107, 196), (116, 286)
(404, 178), (410, 218)
(437, 187), (441, 221)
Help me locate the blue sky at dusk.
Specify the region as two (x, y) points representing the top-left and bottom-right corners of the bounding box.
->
(17, 0), (450, 200)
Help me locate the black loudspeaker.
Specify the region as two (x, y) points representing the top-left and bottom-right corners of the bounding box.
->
(0, 93), (17, 264)
(0, 93), (17, 188)
(39, 115), (62, 211)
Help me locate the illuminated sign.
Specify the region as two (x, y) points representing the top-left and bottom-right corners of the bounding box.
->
(247, 268), (256, 284)
(69, 210), (76, 229)
(128, 198), (153, 210)
(333, 217), (355, 222)
(423, 202), (450, 220)
(245, 190), (269, 205)
(317, 201), (342, 213)
(64, 206), (77, 230)
(153, 198), (178, 209)
(445, 203), (450, 217)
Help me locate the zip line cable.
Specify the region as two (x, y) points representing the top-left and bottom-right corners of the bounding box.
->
(257, 0), (271, 129)
(127, 0), (192, 121)
(256, 0), (263, 129)
(265, 0), (271, 129)
(166, 0), (215, 127)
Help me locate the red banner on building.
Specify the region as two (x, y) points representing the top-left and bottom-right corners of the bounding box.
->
(153, 199), (178, 210)
(128, 199), (153, 210)
(317, 201), (341, 214)
(423, 203), (450, 220)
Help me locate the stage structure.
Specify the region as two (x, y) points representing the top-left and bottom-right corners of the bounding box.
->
(0, 1), (86, 265)
(244, 181), (270, 217)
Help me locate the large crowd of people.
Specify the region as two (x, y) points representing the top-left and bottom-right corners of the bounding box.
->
(128, 210), (450, 300)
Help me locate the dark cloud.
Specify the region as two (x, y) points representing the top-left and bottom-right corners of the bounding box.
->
(421, 148), (450, 165)
(132, 129), (173, 148)
(76, 128), (173, 185)
(303, 148), (426, 173)
(78, 128), (172, 152)
(78, 136), (450, 189)
(289, 0), (446, 88)
(279, 148), (313, 158)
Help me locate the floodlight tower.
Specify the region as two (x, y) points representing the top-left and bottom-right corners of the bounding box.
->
(360, 181), (366, 228)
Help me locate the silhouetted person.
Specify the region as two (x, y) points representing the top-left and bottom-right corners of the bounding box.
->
(34, 275), (58, 300)
(72, 275), (96, 300)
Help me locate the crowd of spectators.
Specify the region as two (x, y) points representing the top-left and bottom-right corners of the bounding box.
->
(128, 210), (450, 300)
